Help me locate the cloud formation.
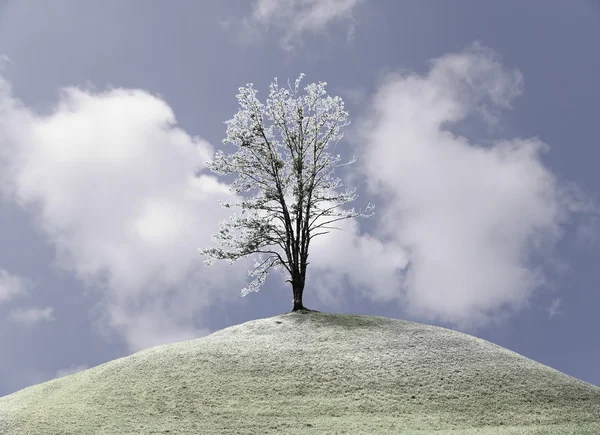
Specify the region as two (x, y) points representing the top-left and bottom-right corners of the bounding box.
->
(0, 269), (33, 303)
(346, 42), (598, 329)
(241, 0), (365, 51)
(7, 306), (54, 328)
(0, 77), (251, 352)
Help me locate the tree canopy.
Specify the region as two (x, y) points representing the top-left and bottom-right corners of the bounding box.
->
(199, 74), (374, 310)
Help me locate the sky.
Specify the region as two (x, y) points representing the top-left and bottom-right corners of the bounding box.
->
(0, 0), (599, 397)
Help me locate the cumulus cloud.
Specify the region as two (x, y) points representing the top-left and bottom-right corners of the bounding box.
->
(7, 306), (54, 327)
(0, 269), (33, 303)
(337, 42), (598, 329)
(0, 76), (252, 351)
(305, 216), (408, 310)
(239, 0), (365, 51)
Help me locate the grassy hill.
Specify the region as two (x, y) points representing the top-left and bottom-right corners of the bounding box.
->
(1, 310), (599, 434)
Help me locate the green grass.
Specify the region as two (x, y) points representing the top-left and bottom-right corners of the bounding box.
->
(1, 310), (599, 434)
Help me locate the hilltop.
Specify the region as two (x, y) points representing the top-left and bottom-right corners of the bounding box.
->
(1, 311), (599, 434)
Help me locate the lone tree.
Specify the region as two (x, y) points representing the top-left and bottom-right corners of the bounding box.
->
(198, 74), (374, 312)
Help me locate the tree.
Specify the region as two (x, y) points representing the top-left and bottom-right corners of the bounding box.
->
(198, 74), (374, 312)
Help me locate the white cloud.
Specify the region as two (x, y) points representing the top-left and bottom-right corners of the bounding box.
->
(55, 364), (88, 379)
(7, 306), (54, 327)
(305, 216), (408, 310)
(242, 0), (365, 51)
(0, 269), (33, 303)
(335, 42), (597, 329)
(0, 77), (252, 351)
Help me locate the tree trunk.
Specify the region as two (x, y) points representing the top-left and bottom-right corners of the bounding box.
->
(289, 269), (320, 313)
(292, 280), (305, 311)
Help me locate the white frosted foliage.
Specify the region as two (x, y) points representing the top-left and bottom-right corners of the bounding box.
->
(199, 74), (374, 297)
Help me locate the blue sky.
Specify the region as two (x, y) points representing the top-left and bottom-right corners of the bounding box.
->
(0, 0), (599, 397)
